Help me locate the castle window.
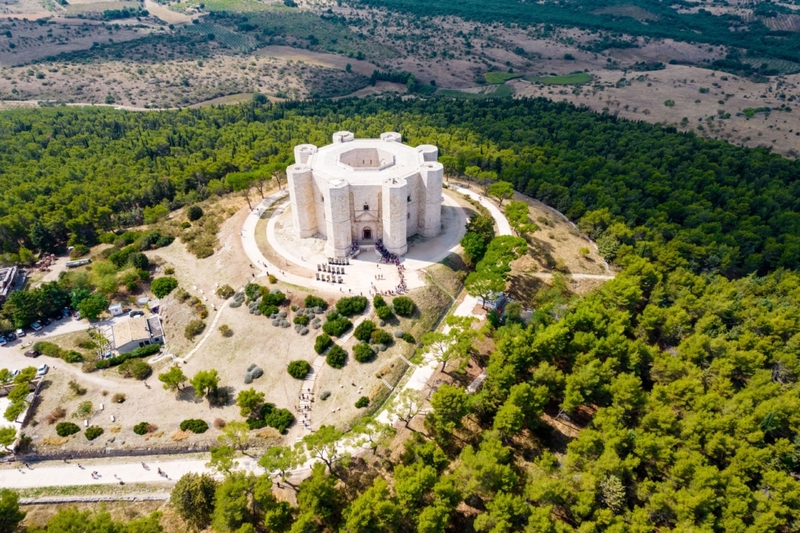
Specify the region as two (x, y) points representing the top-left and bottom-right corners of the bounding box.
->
(321, 195), (324, 202)
(407, 195), (411, 202)
(363, 204), (369, 211)
(407, 213), (411, 219)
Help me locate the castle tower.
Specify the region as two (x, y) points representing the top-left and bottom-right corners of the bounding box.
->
(382, 178), (408, 256)
(286, 163), (317, 238)
(324, 179), (351, 257)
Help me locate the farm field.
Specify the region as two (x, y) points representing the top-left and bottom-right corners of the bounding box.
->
(484, 71), (522, 84)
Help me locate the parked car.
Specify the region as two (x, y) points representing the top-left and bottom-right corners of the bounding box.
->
(15, 328), (25, 338)
(30, 322), (42, 331)
(0, 335), (7, 346)
(10, 369), (20, 378)
(61, 308), (71, 318)
(41, 317), (51, 326)
(24, 350), (40, 358)
(5, 332), (15, 341)
(129, 310), (144, 318)
(36, 364), (48, 376)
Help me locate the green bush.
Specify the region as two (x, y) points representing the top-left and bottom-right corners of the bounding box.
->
(293, 315), (309, 326)
(246, 403), (295, 433)
(180, 419), (209, 434)
(56, 422), (80, 437)
(326, 345), (347, 369)
(320, 391), (331, 401)
(353, 342), (375, 363)
(118, 359), (152, 380)
(314, 333), (333, 354)
(304, 295), (327, 309)
(32, 341), (62, 358)
(370, 329), (393, 346)
(402, 333), (415, 344)
(187, 205), (204, 221)
(376, 305), (394, 320)
(322, 316), (352, 338)
(392, 296), (416, 317)
(373, 294), (387, 308)
(151, 276), (178, 298)
(129, 252), (149, 270)
(287, 360), (311, 379)
(85, 426), (104, 441)
(133, 422), (153, 435)
(335, 296), (368, 317)
(355, 396), (369, 408)
(185, 319), (206, 340)
(216, 285), (235, 299)
(353, 320), (376, 342)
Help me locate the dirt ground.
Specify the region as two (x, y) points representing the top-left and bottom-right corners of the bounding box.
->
(512, 64), (800, 157)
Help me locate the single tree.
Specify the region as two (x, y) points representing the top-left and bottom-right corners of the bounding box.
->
(169, 473), (218, 531)
(227, 172), (256, 210)
(158, 365), (187, 393)
(77, 293), (108, 320)
(219, 420), (250, 452)
(487, 180), (514, 206)
(236, 388), (265, 418)
(388, 388), (423, 429)
(465, 271), (505, 309)
(207, 445), (237, 474)
(190, 369), (220, 405)
(258, 444), (305, 488)
(301, 425), (345, 475)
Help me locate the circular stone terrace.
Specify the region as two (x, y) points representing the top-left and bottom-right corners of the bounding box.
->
(241, 187), (472, 296)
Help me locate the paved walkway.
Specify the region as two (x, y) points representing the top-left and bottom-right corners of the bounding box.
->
(456, 188), (512, 236)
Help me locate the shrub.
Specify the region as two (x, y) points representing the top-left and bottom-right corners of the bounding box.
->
(335, 296), (368, 317)
(353, 342), (375, 363)
(185, 319), (206, 340)
(97, 343), (161, 369)
(304, 295), (327, 309)
(216, 285), (235, 299)
(262, 290), (285, 307)
(314, 333), (333, 354)
(68, 380), (87, 396)
(118, 359), (152, 380)
(56, 422), (80, 437)
(152, 276), (178, 298)
(373, 294), (387, 308)
(268, 274), (277, 284)
(293, 315), (309, 326)
(326, 345), (347, 369)
(129, 252), (149, 270)
(213, 418), (226, 429)
(287, 360), (311, 379)
(261, 304), (279, 317)
(175, 288), (191, 302)
(134, 422), (153, 435)
(45, 407), (66, 425)
(355, 396), (369, 408)
(63, 351), (84, 363)
(376, 305), (394, 320)
(75, 401), (93, 418)
(402, 333), (415, 344)
(370, 329), (393, 346)
(219, 324), (233, 337)
(164, 267), (175, 275)
(112, 393), (126, 404)
(85, 426), (104, 441)
(180, 419), (209, 434)
(246, 403), (295, 433)
(320, 391), (331, 401)
(354, 320), (376, 342)
(322, 316), (352, 338)
(392, 296), (416, 317)
(187, 205), (204, 221)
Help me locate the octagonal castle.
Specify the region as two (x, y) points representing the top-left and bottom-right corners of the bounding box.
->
(287, 131), (443, 257)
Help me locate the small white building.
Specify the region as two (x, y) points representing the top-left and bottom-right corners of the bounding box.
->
(103, 316), (164, 354)
(108, 303), (124, 316)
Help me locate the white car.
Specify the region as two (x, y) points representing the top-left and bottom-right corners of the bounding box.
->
(36, 364), (48, 376)
(15, 328), (25, 338)
(10, 369), (20, 379)
(30, 322), (42, 331)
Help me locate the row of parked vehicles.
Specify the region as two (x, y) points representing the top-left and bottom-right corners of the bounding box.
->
(1, 364), (49, 383)
(0, 307), (75, 346)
